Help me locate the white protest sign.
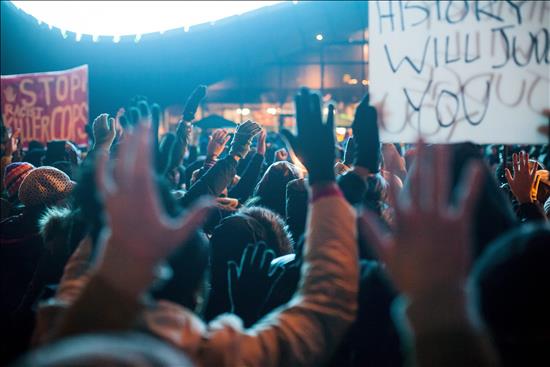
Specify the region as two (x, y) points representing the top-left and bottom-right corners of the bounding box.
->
(368, 1), (549, 144)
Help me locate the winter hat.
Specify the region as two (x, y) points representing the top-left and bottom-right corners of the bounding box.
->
(18, 166), (75, 207)
(3, 162), (35, 198)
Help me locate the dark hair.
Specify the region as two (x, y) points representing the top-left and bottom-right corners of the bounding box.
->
(23, 148), (45, 167)
(472, 224), (550, 367)
(285, 178), (308, 243)
(28, 140), (44, 151)
(205, 206), (293, 321)
(248, 161), (302, 216)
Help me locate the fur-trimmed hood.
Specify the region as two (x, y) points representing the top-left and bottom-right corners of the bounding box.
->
(38, 206), (74, 245)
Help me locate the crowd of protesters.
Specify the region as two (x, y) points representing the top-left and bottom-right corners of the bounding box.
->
(1, 84), (549, 367)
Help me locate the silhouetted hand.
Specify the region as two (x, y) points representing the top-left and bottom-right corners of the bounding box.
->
(352, 94), (380, 173)
(360, 143), (484, 299)
(505, 151), (537, 204)
(228, 242), (284, 326)
(92, 113), (117, 150)
(182, 85), (207, 122)
(207, 129), (231, 158)
(229, 120), (262, 159)
(95, 126), (212, 295)
(293, 87), (335, 185)
(256, 129), (267, 156)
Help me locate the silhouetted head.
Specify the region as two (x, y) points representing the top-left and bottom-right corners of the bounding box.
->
(472, 224), (550, 366)
(249, 161), (302, 216)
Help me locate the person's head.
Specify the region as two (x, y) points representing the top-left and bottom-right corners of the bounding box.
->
(15, 333), (194, 367)
(347, 260), (402, 366)
(3, 162), (35, 201)
(18, 166), (75, 209)
(150, 232), (210, 312)
(52, 161), (74, 180)
(43, 140), (80, 166)
(249, 161), (302, 216)
(337, 171), (367, 206)
(23, 148), (45, 167)
(472, 224), (550, 366)
(28, 140), (45, 151)
(429, 143), (518, 259)
(285, 178), (308, 242)
(205, 205), (293, 320)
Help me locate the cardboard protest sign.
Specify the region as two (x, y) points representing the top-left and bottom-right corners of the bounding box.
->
(368, 1), (549, 144)
(1, 65), (89, 147)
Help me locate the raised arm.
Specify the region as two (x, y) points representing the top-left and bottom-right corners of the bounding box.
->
(232, 88), (359, 366)
(228, 129), (266, 202)
(180, 121), (261, 207)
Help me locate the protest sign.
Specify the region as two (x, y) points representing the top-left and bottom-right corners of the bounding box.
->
(369, 1), (549, 144)
(1, 65), (89, 147)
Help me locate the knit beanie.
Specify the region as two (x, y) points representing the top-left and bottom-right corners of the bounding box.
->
(3, 162), (35, 198)
(18, 166), (76, 207)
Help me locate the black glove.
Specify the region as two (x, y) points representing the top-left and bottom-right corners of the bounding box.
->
(294, 87), (336, 185)
(352, 94), (380, 173)
(229, 120), (262, 159)
(183, 85), (207, 122)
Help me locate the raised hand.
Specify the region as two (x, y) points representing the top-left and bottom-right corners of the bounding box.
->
(182, 85), (207, 122)
(360, 143), (484, 298)
(95, 126), (212, 295)
(228, 242), (284, 326)
(228, 120), (262, 159)
(92, 113), (117, 150)
(352, 94), (381, 173)
(256, 129), (267, 156)
(293, 87), (335, 185)
(505, 151), (537, 204)
(207, 129), (231, 158)
(274, 148), (288, 162)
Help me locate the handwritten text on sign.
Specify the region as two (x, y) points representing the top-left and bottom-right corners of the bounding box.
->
(1, 65), (89, 147)
(369, 1), (549, 144)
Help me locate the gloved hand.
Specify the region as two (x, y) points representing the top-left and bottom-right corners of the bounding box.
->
(294, 87), (336, 185)
(182, 85), (207, 122)
(352, 94), (381, 173)
(229, 120), (262, 159)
